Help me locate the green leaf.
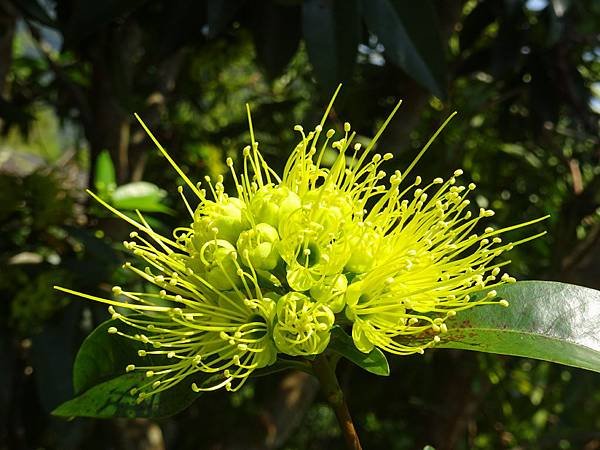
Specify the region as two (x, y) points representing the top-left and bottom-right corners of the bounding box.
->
(94, 150), (117, 195)
(111, 181), (172, 214)
(251, 2), (302, 79)
(53, 371), (204, 419)
(252, 358), (312, 378)
(362, 0), (447, 98)
(13, 0), (56, 27)
(437, 281), (600, 372)
(303, 0), (361, 92)
(329, 327), (390, 376)
(53, 318), (204, 418)
(72, 319), (140, 394)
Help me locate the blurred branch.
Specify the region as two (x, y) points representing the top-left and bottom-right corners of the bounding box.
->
(569, 159), (584, 195)
(428, 351), (492, 450)
(261, 371), (318, 449)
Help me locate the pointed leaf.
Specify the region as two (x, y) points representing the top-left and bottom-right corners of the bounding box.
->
(437, 281), (600, 372)
(54, 318), (205, 418)
(94, 150), (116, 195)
(329, 327), (390, 376)
(303, 0), (361, 92)
(111, 181), (172, 214)
(72, 318), (140, 394)
(53, 371), (205, 419)
(362, 0), (447, 98)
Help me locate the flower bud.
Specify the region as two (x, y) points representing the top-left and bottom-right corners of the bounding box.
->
(303, 188), (353, 236)
(236, 223), (280, 270)
(344, 228), (381, 273)
(273, 292), (334, 356)
(249, 185), (301, 229)
(344, 281), (365, 308)
(190, 197), (247, 251)
(310, 273), (348, 313)
(192, 239), (241, 290)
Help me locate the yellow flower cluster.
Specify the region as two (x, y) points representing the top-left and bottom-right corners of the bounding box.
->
(56, 88), (545, 401)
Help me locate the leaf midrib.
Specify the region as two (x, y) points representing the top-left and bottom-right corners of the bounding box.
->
(444, 325), (600, 351)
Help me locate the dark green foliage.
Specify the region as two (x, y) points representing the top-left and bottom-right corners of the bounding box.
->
(53, 319), (206, 419)
(2, 0), (600, 448)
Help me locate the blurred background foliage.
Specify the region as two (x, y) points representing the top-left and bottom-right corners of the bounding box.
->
(0, 0), (599, 448)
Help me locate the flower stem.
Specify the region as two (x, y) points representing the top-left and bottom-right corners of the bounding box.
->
(311, 354), (363, 450)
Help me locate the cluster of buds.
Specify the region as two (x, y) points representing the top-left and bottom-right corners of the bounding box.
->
(57, 90), (544, 402)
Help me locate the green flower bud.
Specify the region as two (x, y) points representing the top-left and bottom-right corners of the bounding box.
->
(344, 227), (382, 273)
(249, 185), (301, 229)
(310, 273), (348, 313)
(193, 239), (241, 290)
(344, 280), (364, 308)
(236, 223), (280, 271)
(279, 203), (352, 291)
(273, 292), (335, 356)
(302, 187), (353, 236)
(286, 265), (314, 292)
(191, 197), (247, 251)
(226, 296), (278, 369)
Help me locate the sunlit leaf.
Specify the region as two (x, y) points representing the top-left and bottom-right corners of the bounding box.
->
(94, 150), (116, 195)
(437, 281), (600, 372)
(111, 181), (172, 214)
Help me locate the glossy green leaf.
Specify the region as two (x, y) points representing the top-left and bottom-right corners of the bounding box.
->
(329, 327), (390, 376)
(72, 318), (140, 394)
(437, 281), (600, 372)
(303, 0), (361, 92)
(362, 0), (447, 98)
(13, 0), (56, 27)
(111, 181), (172, 214)
(53, 318), (205, 418)
(94, 150), (116, 195)
(251, 2), (301, 79)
